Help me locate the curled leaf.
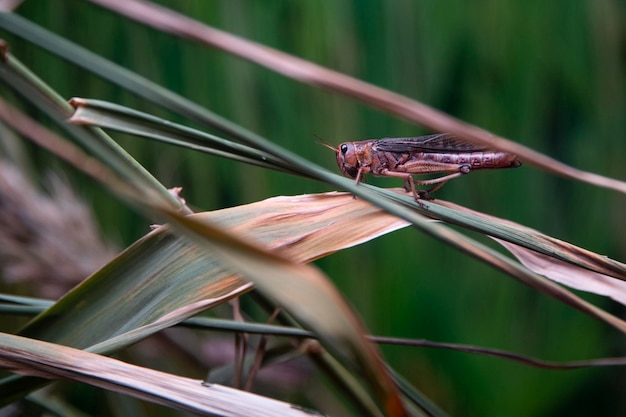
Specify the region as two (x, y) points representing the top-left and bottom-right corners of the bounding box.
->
(438, 200), (626, 304)
(494, 238), (626, 306)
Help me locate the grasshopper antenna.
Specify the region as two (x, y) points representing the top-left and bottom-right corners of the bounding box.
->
(313, 134), (337, 153)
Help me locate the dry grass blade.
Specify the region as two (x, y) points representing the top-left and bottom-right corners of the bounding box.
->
(88, 0), (626, 195)
(0, 333), (322, 417)
(0, 1), (23, 12)
(197, 192), (413, 263)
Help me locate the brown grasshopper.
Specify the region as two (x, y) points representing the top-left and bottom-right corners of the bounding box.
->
(321, 133), (521, 201)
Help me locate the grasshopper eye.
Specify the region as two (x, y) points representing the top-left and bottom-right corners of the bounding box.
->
(340, 144), (348, 154)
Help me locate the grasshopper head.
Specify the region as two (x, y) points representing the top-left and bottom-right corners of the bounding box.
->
(336, 142), (360, 179)
(316, 136), (360, 179)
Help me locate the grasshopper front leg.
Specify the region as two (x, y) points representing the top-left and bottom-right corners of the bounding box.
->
(349, 167), (367, 199)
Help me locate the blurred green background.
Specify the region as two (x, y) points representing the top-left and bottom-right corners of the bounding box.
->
(2, 0), (626, 416)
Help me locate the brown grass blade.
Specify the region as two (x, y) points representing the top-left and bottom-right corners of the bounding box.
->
(0, 333), (323, 417)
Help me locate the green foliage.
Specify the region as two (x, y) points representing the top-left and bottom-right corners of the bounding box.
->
(1, 1), (625, 416)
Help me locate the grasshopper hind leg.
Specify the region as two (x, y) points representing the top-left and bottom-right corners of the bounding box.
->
(403, 177), (435, 200)
(383, 168), (467, 203)
(416, 181), (449, 200)
(409, 167), (470, 200)
(385, 164), (472, 203)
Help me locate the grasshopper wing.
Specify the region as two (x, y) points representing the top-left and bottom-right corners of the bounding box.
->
(374, 133), (489, 153)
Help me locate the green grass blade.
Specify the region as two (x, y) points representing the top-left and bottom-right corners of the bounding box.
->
(68, 98), (304, 176)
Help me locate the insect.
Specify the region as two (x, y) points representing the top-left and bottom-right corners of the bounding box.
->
(321, 133), (521, 201)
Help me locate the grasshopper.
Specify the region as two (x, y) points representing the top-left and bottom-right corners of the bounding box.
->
(322, 133), (521, 201)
